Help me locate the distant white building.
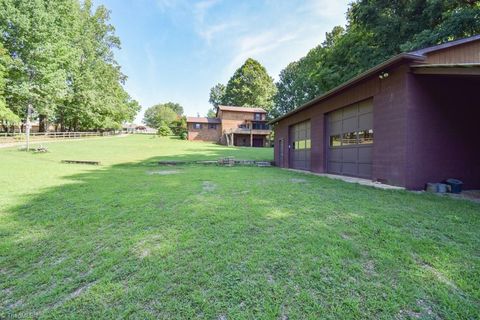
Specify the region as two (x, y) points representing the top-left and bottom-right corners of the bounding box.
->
(123, 123), (156, 134)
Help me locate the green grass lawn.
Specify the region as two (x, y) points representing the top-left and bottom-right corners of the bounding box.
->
(1, 135), (479, 319)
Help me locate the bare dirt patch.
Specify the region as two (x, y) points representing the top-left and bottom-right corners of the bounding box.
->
(363, 260), (376, 276)
(412, 254), (459, 291)
(70, 281), (96, 299)
(421, 263), (459, 290)
(396, 299), (440, 320)
(47, 280), (98, 311)
(233, 190), (249, 195)
(266, 274), (275, 284)
(146, 170), (180, 175)
(202, 181), (217, 193)
(340, 232), (352, 240)
(133, 235), (173, 260)
(289, 178), (307, 183)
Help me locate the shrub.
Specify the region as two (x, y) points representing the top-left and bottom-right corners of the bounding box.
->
(179, 131), (188, 140)
(157, 125), (173, 136)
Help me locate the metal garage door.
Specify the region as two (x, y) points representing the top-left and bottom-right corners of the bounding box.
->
(289, 120), (311, 170)
(327, 99), (373, 178)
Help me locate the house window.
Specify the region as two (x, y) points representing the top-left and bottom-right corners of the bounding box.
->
(193, 123), (202, 129)
(252, 122), (270, 130)
(209, 124), (217, 129)
(254, 113), (262, 121)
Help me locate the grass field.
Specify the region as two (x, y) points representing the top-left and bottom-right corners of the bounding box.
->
(1, 135), (479, 319)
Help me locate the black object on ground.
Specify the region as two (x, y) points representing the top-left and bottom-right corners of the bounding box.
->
(62, 160), (100, 165)
(445, 178), (463, 194)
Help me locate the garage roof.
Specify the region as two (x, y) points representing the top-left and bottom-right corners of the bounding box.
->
(269, 34), (480, 124)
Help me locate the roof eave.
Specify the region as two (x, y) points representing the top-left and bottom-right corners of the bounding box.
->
(268, 53), (425, 124)
(409, 34), (480, 56)
(218, 105), (267, 113)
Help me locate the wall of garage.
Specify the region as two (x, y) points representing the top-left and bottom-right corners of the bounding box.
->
(370, 64), (410, 187)
(274, 38), (480, 189)
(274, 63), (411, 187)
(274, 70), (383, 172)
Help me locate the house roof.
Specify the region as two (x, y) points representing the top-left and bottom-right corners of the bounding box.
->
(218, 105), (267, 113)
(186, 117), (221, 124)
(269, 34), (480, 124)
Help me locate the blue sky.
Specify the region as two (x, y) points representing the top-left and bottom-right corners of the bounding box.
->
(94, 0), (350, 122)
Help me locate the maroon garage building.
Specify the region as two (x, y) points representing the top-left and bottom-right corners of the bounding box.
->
(270, 35), (480, 190)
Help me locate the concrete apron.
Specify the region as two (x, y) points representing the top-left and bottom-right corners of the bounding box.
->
(286, 168), (405, 190)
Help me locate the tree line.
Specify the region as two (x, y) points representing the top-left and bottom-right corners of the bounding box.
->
(0, 0), (140, 132)
(142, 102), (187, 138)
(208, 0), (480, 120)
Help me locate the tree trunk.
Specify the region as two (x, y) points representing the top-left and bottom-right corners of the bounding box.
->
(39, 114), (46, 132)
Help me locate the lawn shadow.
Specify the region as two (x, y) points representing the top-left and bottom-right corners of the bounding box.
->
(1, 155), (479, 319)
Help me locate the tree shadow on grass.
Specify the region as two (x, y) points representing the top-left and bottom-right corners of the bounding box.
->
(1, 156), (479, 319)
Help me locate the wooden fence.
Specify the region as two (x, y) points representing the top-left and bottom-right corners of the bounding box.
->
(0, 131), (121, 144)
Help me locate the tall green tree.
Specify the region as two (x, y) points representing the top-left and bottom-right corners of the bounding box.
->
(0, 0), (71, 130)
(0, 42), (20, 128)
(350, 0), (480, 52)
(143, 104), (179, 129)
(162, 102), (184, 116)
(223, 58), (277, 111)
(208, 83), (226, 108)
(206, 108), (216, 118)
(0, 0), (140, 132)
(170, 116), (187, 135)
(273, 26), (346, 118)
(61, 0), (139, 131)
(272, 0), (480, 118)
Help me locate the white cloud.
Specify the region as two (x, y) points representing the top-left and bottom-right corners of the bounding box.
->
(155, 0), (182, 11)
(298, 0), (349, 20)
(226, 31), (297, 75)
(122, 0), (351, 119)
(194, 0), (221, 23)
(197, 22), (234, 44)
(192, 0), (232, 44)
(220, 0), (350, 81)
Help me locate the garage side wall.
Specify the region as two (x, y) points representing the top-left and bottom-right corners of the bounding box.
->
(274, 110), (324, 171)
(274, 64), (410, 186)
(274, 64), (412, 187)
(371, 64), (410, 187)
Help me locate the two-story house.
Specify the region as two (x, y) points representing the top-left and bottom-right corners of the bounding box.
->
(186, 105), (271, 147)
